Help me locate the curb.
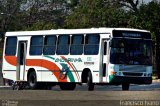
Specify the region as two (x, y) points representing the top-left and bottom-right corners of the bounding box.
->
(0, 86), (12, 90)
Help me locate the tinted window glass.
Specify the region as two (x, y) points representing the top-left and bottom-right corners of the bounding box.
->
(110, 38), (152, 65)
(5, 37), (17, 56)
(43, 36), (57, 55)
(72, 34), (84, 44)
(44, 36), (56, 45)
(86, 34), (100, 44)
(58, 35), (69, 44)
(71, 34), (84, 55)
(84, 34), (100, 55)
(30, 36), (43, 55)
(56, 35), (70, 55)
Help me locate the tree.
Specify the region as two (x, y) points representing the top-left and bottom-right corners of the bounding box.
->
(64, 0), (128, 28)
(0, 0), (27, 33)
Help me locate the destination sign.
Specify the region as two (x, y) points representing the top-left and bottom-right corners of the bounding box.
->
(113, 30), (151, 39)
(122, 33), (141, 37)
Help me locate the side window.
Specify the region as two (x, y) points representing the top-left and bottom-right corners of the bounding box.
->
(56, 35), (70, 55)
(70, 34), (84, 55)
(30, 36), (43, 55)
(43, 36), (57, 55)
(5, 37), (17, 56)
(84, 34), (100, 55)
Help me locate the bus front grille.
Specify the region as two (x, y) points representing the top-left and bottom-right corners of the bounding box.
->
(123, 72), (143, 76)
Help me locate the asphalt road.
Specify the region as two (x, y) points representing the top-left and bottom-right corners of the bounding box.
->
(0, 82), (160, 106)
(53, 81), (160, 91)
(0, 90), (160, 106)
(1, 81), (160, 91)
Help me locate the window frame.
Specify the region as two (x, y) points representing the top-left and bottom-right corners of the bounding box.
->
(43, 35), (57, 55)
(29, 36), (44, 55)
(70, 34), (84, 55)
(56, 35), (70, 55)
(84, 34), (100, 55)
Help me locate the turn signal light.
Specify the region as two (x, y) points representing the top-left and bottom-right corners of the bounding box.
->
(110, 71), (116, 75)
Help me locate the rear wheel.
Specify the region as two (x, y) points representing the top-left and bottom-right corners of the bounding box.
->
(87, 71), (94, 91)
(28, 71), (37, 89)
(122, 83), (130, 90)
(60, 83), (76, 90)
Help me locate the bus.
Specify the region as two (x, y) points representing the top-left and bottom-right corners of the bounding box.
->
(2, 28), (152, 90)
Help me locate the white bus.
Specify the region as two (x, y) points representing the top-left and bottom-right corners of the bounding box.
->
(2, 28), (152, 90)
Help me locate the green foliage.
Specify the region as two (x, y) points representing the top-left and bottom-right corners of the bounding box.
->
(64, 0), (127, 28)
(0, 0), (159, 41)
(26, 21), (57, 30)
(128, 1), (160, 41)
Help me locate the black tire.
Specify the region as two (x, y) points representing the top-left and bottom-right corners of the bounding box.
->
(87, 71), (94, 91)
(28, 71), (37, 89)
(60, 83), (76, 90)
(122, 83), (130, 91)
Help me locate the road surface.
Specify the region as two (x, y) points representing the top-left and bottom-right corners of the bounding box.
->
(0, 81), (160, 91)
(0, 81), (160, 106)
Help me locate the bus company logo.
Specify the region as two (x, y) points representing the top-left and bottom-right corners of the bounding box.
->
(53, 58), (83, 63)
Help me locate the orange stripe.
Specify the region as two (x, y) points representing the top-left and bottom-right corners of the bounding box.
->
(26, 59), (67, 82)
(4, 56), (17, 66)
(4, 56), (67, 82)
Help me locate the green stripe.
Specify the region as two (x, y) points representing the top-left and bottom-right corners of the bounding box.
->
(44, 55), (55, 60)
(60, 63), (75, 82)
(44, 55), (75, 82)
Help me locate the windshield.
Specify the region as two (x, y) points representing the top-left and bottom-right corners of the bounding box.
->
(110, 38), (152, 65)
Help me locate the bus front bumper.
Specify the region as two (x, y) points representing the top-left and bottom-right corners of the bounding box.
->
(109, 75), (152, 84)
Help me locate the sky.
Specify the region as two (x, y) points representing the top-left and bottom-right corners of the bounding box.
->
(143, 0), (160, 3)
(144, 0), (152, 3)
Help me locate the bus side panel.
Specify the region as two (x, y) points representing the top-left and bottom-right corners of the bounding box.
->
(25, 57), (43, 82)
(2, 56), (17, 81)
(41, 55), (59, 82)
(83, 55), (100, 83)
(2, 37), (17, 81)
(41, 55), (82, 83)
(39, 55), (100, 83)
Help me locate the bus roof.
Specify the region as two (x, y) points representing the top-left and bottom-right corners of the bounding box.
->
(5, 28), (150, 37)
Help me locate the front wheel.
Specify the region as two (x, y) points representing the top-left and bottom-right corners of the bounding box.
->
(122, 83), (130, 91)
(87, 71), (94, 91)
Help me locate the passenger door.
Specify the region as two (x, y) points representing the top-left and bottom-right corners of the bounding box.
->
(100, 38), (110, 82)
(17, 41), (27, 80)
